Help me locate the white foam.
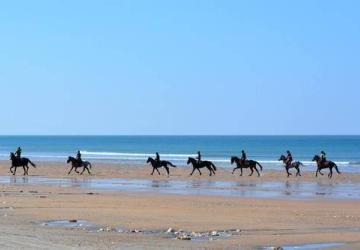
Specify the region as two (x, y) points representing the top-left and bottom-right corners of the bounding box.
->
(81, 151), (196, 158)
(0, 151), (353, 167)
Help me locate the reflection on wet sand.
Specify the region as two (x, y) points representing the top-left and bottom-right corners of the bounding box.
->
(1, 176), (360, 200)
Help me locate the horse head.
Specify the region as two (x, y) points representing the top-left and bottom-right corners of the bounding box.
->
(147, 157), (154, 164)
(279, 155), (286, 161)
(67, 156), (74, 164)
(10, 152), (15, 160)
(230, 156), (238, 164)
(312, 155), (320, 162)
(187, 157), (196, 165)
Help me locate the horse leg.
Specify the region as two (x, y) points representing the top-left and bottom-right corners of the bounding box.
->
(240, 168), (243, 176)
(23, 165), (28, 175)
(328, 168), (333, 179)
(315, 169), (318, 177)
(68, 166), (74, 175)
(286, 168), (291, 178)
(164, 166), (169, 177)
(232, 167), (238, 174)
(249, 168), (254, 176)
(150, 167), (155, 175)
(156, 168), (161, 175)
(189, 167), (196, 176)
(211, 168), (216, 176)
(86, 166), (91, 175)
(255, 167), (260, 177)
(10, 166), (14, 174)
(13, 166), (17, 175)
(207, 166), (212, 176)
(80, 167), (86, 175)
(197, 168), (202, 176)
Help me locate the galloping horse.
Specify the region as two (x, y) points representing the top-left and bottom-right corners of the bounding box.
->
(187, 157), (217, 176)
(67, 156), (92, 175)
(312, 155), (341, 178)
(230, 156), (263, 177)
(278, 155), (303, 177)
(10, 152), (36, 175)
(146, 157), (176, 176)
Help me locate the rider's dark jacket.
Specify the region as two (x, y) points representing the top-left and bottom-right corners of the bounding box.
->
(15, 148), (22, 159)
(155, 153), (160, 163)
(320, 152), (327, 162)
(76, 151), (82, 162)
(197, 152), (202, 163)
(286, 153), (293, 165)
(241, 152), (247, 161)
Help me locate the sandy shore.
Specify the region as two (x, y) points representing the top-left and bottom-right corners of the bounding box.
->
(0, 160), (356, 182)
(1, 161), (360, 249)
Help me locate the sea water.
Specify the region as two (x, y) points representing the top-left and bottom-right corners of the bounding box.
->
(0, 136), (359, 172)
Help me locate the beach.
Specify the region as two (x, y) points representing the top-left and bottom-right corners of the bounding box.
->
(2, 0), (360, 248)
(1, 161), (360, 249)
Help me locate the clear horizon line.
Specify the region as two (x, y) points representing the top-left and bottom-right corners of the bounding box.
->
(0, 134), (359, 137)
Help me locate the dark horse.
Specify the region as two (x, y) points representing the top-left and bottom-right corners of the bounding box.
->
(187, 157), (217, 176)
(146, 157), (176, 176)
(67, 156), (92, 175)
(278, 155), (304, 177)
(10, 152), (36, 175)
(312, 155), (341, 179)
(230, 156), (263, 177)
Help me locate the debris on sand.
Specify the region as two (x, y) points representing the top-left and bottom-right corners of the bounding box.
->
(176, 234), (191, 240)
(166, 228), (175, 233)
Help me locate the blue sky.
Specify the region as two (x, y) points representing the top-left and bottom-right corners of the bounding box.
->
(0, 0), (359, 135)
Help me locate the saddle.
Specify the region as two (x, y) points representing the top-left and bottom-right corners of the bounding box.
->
(241, 159), (249, 166)
(76, 159), (83, 166)
(13, 157), (25, 165)
(320, 160), (329, 167)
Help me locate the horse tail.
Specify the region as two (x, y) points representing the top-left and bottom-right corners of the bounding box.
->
(88, 162), (92, 169)
(256, 161), (263, 171)
(299, 161), (304, 167)
(211, 163), (217, 171)
(169, 162), (176, 168)
(334, 163), (341, 174)
(28, 160), (36, 168)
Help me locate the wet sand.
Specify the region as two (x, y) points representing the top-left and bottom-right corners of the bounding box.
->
(1, 161), (360, 249)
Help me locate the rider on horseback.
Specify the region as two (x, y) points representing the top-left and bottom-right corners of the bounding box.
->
(240, 150), (247, 165)
(320, 151), (327, 164)
(15, 147), (22, 160)
(155, 152), (160, 165)
(76, 150), (83, 165)
(196, 151), (202, 164)
(286, 150), (293, 166)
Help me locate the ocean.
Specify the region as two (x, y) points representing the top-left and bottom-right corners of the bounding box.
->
(0, 136), (359, 172)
